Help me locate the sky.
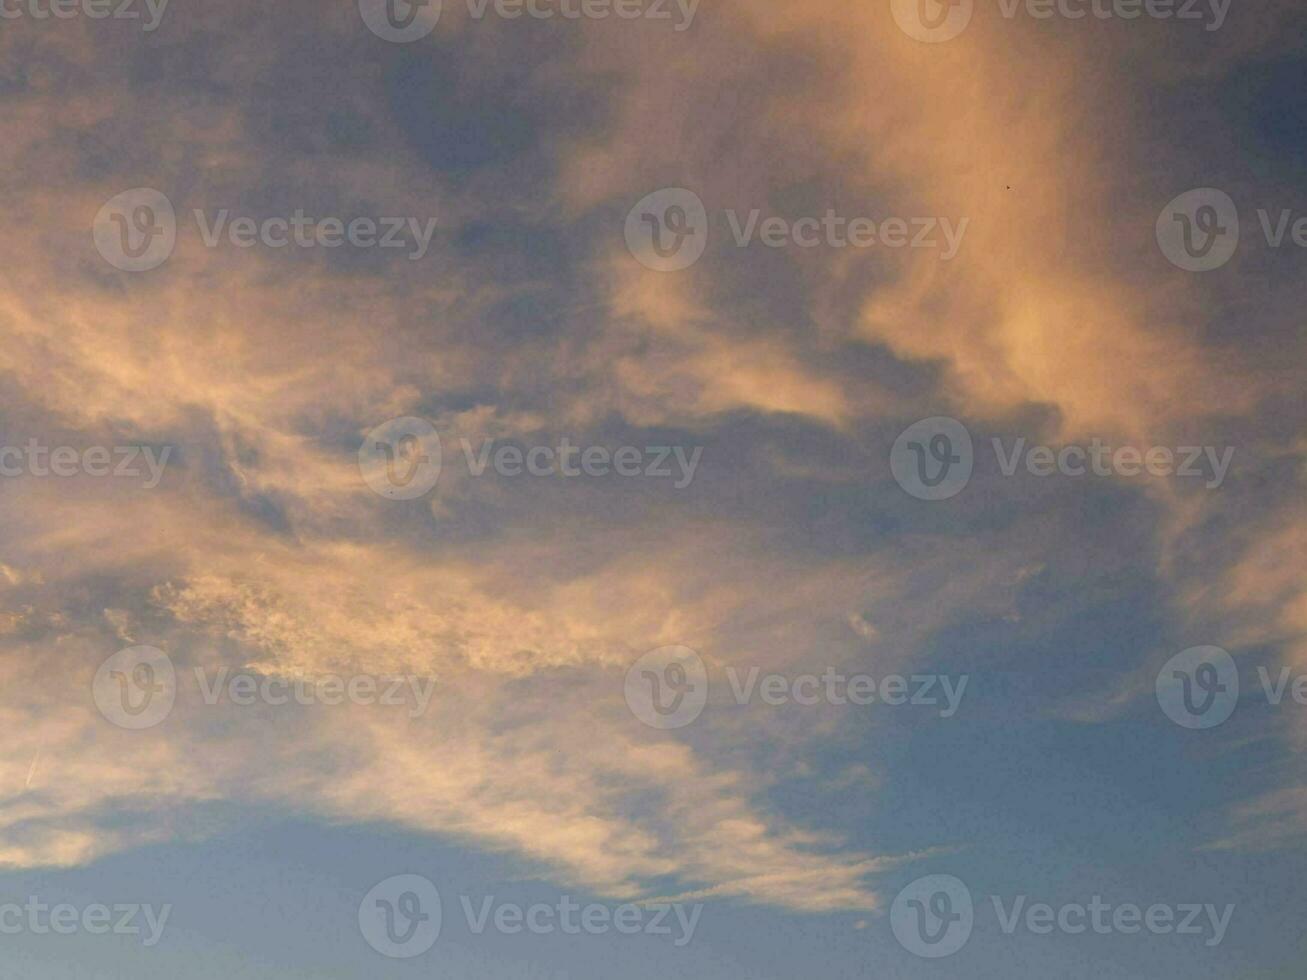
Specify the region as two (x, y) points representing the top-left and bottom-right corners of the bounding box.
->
(0, 0), (1305, 977)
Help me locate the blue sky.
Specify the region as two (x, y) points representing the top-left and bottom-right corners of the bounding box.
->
(0, 0), (1305, 976)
